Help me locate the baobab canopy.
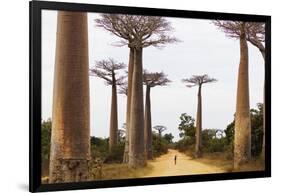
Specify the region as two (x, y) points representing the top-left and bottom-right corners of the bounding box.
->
(95, 14), (179, 48)
(182, 74), (217, 87)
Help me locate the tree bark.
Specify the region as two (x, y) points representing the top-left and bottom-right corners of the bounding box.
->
(195, 85), (202, 158)
(144, 85), (153, 160)
(49, 11), (90, 183)
(129, 48), (146, 168)
(123, 48), (134, 163)
(234, 24), (251, 169)
(109, 81), (118, 153)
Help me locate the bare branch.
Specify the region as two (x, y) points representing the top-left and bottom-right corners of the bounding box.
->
(213, 21), (265, 58)
(95, 14), (180, 48)
(153, 125), (167, 135)
(143, 70), (171, 87)
(118, 81), (128, 95)
(213, 21), (265, 43)
(182, 74), (217, 87)
(213, 21), (244, 39)
(89, 58), (126, 85)
(245, 22), (265, 56)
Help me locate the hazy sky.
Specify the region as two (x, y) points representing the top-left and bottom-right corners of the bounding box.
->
(42, 10), (264, 141)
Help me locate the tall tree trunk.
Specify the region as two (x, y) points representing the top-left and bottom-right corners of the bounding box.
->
(144, 85), (153, 160)
(109, 81), (118, 153)
(234, 24), (251, 169)
(129, 47), (146, 168)
(123, 48), (134, 163)
(261, 53), (265, 161)
(158, 131), (162, 151)
(49, 11), (90, 183)
(261, 83), (265, 161)
(257, 45), (265, 161)
(195, 85), (202, 158)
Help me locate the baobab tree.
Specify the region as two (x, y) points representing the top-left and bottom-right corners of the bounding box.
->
(49, 11), (90, 183)
(89, 58), (126, 153)
(153, 125), (167, 150)
(153, 125), (167, 137)
(214, 21), (252, 168)
(182, 74), (217, 158)
(143, 70), (171, 159)
(96, 15), (178, 167)
(246, 23), (265, 160)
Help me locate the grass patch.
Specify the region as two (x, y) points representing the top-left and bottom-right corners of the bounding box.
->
(92, 163), (153, 180)
(196, 152), (233, 172)
(182, 150), (264, 173)
(42, 163), (153, 183)
(236, 157), (265, 172)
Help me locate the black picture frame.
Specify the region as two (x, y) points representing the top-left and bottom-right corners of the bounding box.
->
(29, 1), (271, 192)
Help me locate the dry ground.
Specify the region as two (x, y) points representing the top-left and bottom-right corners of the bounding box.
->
(142, 149), (226, 177)
(42, 149), (264, 182)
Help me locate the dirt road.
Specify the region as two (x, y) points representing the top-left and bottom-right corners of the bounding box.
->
(143, 149), (225, 177)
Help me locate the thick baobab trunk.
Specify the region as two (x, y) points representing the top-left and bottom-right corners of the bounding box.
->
(129, 48), (146, 168)
(144, 85), (153, 160)
(234, 26), (251, 169)
(195, 85), (202, 158)
(109, 82), (118, 153)
(49, 11), (90, 183)
(123, 48), (134, 163)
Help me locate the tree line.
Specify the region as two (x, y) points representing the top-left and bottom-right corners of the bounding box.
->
(176, 103), (264, 160)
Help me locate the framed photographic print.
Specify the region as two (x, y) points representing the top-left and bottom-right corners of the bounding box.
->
(29, 0), (271, 192)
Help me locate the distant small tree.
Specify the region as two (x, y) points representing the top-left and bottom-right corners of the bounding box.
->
(201, 129), (226, 153)
(143, 70), (170, 159)
(153, 125), (167, 151)
(163, 133), (174, 144)
(153, 125), (167, 138)
(178, 113), (196, 143)
(90, 58), (126, 153)
(182, 74), (217, 157)
(42, 118), (52, 161)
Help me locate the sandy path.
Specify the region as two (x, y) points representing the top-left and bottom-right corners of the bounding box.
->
(143, 149), (225, 177)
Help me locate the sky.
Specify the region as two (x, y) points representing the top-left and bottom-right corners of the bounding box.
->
(42, 10), (264, 141)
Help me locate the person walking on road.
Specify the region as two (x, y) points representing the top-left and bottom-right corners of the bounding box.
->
(174, 155), (177, 165)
